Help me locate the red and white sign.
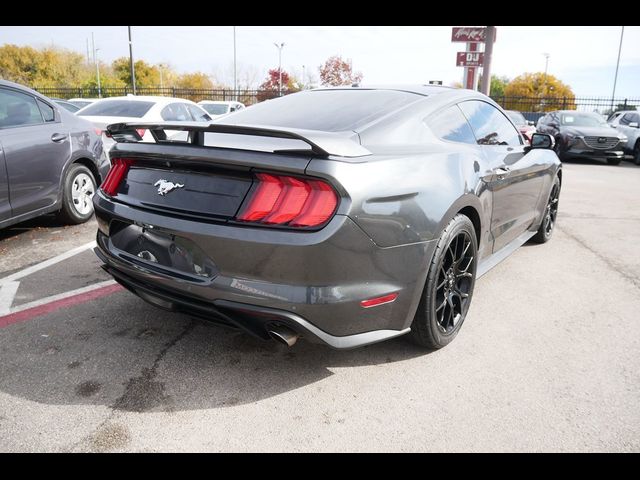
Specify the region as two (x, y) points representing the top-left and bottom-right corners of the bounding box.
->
(456, 51), (485, 67)
(451, 27), (491, 43)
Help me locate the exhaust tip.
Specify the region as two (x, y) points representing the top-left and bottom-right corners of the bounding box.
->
(268, 325), (299, 347)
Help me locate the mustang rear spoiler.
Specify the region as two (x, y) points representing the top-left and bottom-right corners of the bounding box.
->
(105, 121), (371, 158)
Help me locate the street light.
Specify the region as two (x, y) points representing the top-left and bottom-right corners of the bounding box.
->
(611, 26), (625, 112)
(542, 53), (550, 93)
(95, 48), (102, 98)
(274, 42), (285, 96)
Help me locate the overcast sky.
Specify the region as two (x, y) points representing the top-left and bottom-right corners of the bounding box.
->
(1, 26), (638, 97)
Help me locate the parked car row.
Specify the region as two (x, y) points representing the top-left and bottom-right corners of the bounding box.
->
(607, 110), (640, 165)
(0, 79), (249, 231)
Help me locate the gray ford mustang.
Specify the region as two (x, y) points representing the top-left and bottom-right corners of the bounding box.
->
(93, 85), (561, 350)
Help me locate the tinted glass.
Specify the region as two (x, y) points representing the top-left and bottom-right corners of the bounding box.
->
(620, 112), (639, 125)
(201, 104), (229, 115)
(37, 99), (55, 122)
(560, 112), (606, 127)
(55, 100), (80, 113)
(161, 103), (191, 121)
(0, 88), (43, 128)
(225, 89), (422, 132)
(506, 110), (526, 126)
(186, 104), (211, 122)
(79, 100), (154, 118)
(427, 105), (476, 144)
(459, 100), (521, 146)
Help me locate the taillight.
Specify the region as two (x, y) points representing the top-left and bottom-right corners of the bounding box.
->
(136, 128), (147, 139)
(100, 158), (134, 196)
(236, 173), (338, 228)
(93, 128), (102, 136)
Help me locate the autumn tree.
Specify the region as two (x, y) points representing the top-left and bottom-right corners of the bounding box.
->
(319, 55), (363, 86)
(112, 57), (161, 89)
(0, 44), (92, 88)
(175, 72), (214, 89)
(504, 72), (576, 112)
(257, 68), (300, 101)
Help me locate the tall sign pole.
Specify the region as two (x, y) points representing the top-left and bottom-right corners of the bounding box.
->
(452, 27), (496, 91)
(480, 26), (495, 95)
(128, 26), (137, 95)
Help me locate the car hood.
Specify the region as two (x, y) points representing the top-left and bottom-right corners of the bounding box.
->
(561, 125), (622, 137)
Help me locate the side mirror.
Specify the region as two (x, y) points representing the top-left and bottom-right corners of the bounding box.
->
(629, 122), (639, 128)
(527, 120), (534, 126)
(525, 133), (555, 152)
(548, 122), (559, 129)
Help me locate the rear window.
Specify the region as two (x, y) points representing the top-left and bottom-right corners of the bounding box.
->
(224, 89), (422, 132)
(202, 104), (229, 115)
(78, 100), (154, 118)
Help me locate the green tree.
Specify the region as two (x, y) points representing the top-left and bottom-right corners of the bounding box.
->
(489, 75), (510, 98)
(503, 72), (575, 112)
(112, 57), (161, 89)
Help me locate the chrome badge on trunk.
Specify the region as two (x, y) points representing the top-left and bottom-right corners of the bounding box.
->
(154, 179), (185, 196)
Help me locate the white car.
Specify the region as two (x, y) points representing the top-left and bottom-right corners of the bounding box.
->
(198, 100), (245, 117)
(77, 95), (212, 151)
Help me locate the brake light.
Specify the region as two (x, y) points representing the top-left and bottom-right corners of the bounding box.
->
(136, 128), (147, 139)
(100, 158), (134, 196)
(236, 173), (338, 228)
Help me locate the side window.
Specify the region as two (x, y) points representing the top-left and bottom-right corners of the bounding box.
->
(620, 113), (639, 126)
(161, 103), (191, 121)
(459, 100), (522, 146)
(0, 88), (44, 128)
(426, 105), (476, 144)
(186, 104), (211, 122)
(36, 99), (55, 122)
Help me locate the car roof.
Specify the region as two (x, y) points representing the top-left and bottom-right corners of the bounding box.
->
(199, 100), (243, 105)
(89, 95), (197, 105)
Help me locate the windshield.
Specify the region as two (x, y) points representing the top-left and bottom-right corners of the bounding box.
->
(561, 113), (606, 127)
(201, 104), (230, 115)
(506, 111), (527, 126)
(78, 100), (154, 118)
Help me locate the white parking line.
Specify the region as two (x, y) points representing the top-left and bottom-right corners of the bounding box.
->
(0, 241), (97, 285)
(5, 279), (116, 315)
(0, 240), (97, 314)
(0, 282), (20, 316)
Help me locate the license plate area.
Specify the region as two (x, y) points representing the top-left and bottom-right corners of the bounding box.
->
(110, 221), (218, 282)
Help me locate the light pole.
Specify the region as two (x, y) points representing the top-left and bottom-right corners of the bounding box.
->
(274, 42), (285, 96)
(302, 65), (306, 89)
(611, 26), (625, 112)
(95, 48), (102, 98)
(128, 26), (137, 95)
(233, 26), (237, 100)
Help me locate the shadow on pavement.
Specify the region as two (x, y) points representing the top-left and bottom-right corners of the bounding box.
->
(0, 289), (430, 412)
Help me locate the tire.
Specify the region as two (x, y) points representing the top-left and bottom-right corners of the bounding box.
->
(410, 214), (477, 349)
(57, 164), (97, 225)
(531, 175), (561, 244)
(606, 158), (621, 166)
(633, 141), (640, 166)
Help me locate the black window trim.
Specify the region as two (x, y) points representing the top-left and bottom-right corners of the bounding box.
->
(0, 85), (61, 130)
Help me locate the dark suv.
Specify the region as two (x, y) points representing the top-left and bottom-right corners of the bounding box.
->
(537, 110), (627, 165)
(0, 80), (107, 229)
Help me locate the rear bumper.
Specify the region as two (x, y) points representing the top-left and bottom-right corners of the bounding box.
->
(93, 192), (436, 348)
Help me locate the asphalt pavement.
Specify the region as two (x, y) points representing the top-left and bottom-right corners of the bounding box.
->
(0, 159), (638, 452)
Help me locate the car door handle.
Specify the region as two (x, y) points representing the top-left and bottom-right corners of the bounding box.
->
(51, 133), (67, 143)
